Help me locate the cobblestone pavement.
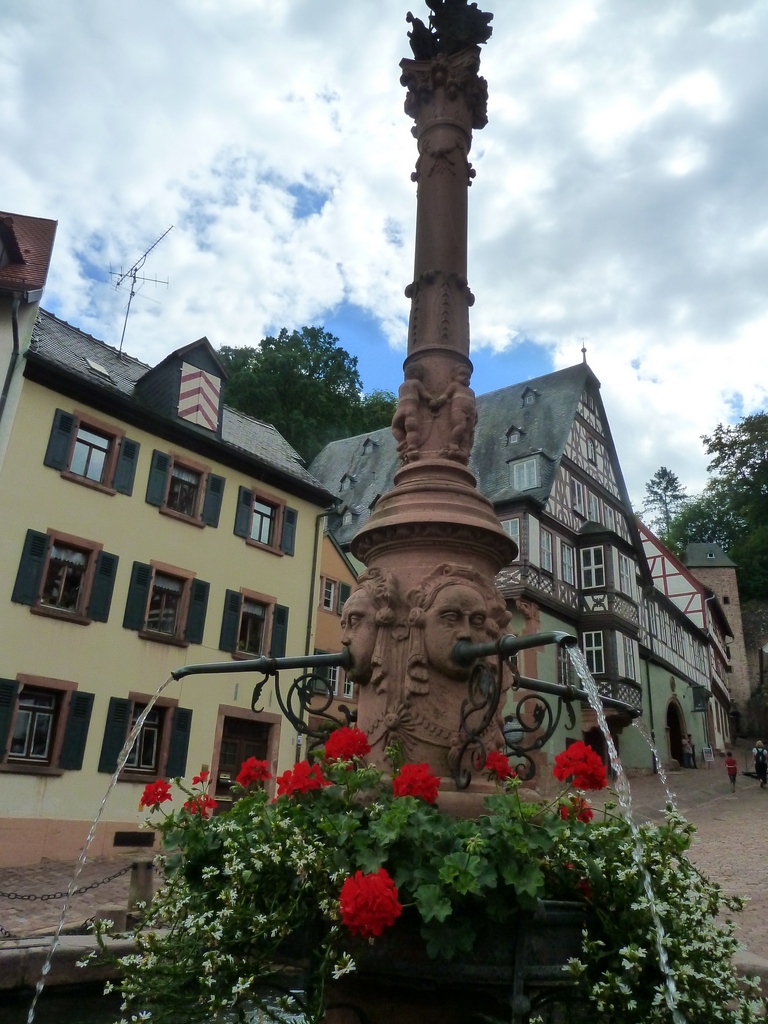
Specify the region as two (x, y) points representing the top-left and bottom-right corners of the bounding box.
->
(2, 740), (767, 967)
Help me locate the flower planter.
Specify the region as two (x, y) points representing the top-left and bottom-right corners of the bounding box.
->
(324, 900), (585, 1024)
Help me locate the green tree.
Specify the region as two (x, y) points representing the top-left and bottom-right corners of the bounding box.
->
(218, 328), (396, 465)
(640, 466), (688, 539)
(666, 414), (768, 600)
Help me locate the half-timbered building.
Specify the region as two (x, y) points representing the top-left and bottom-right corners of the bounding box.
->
(311, 360), (731, 772)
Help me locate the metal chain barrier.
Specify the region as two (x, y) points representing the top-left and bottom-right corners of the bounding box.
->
(0, 863), (138, 941)
(0, 862), (133, 902)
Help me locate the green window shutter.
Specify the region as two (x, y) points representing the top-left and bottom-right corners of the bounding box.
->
(201, 474), (225, 527)
(219, 589), (242, 652)
(44, 409), (76, 470)
(234, 486), (253, 537)
(281, 507), (298, 556)
(98, 696), (131, 773)
(184, 579), (210, 645)
(145, 450), (171, 507)
(123, 562), (152, 631)
(165, 707), (193, 777)
(0, 679), (20, 760)
(113, 438), (140, 495)
(337, 582), (352, 614)
(87, 551), (119, 623)
(59, 691), (95, 770)
(11, 530), (50, 605)
(271, 604), (289, 658)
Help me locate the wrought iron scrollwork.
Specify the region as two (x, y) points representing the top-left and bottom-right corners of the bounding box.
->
(172, 649), (353, 745)
(452, 658), (502, 789)
(451, 630), (637, 788)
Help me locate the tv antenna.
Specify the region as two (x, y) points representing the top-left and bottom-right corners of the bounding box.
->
(111, 225), (173, 356)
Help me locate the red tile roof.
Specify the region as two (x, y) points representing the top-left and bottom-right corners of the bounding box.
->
(0, 210), (57, 296)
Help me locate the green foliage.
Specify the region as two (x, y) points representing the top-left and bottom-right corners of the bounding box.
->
(665, 413), (768, 599)
(91, 768), (765, 1024)
(641, 466), (688, 540)
(218, 328), (396, 465)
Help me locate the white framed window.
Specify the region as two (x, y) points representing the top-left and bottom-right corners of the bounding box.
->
(561, 543), (575, 586)
(511, 459), (537, 491)
(586, 437), (596, 463)
(501, 518), (520, 560)
(604, 505), (615, 532)
(572, 479), (585, 515)
(342, 677), (355, 699)
(540, 529), (553, 573)
(507, 430), (520, 444)
(583, 631), (605, 675)
(587, 492), (601, 523)
(618, 553), (634, 597)
(622, 634), (636, 679)
(580, 546), (605, 588)
(322, 578), (337, 611)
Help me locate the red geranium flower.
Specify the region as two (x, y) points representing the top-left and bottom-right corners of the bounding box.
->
(183, 794), (218, 818)
(339, 868), (403, 939)
(324, 726), (371, 764)
(192, 770), (210, 786)
(483, 751), (515, 782)
(577, 878), (593, 899)
(276, 760), (330, 797)
(392, 763), (440, 804)
(139, 779), (173, 810)
(559, 794), (594, 823)
(552, 741), (607, 791)
(236, 757), (273, 787)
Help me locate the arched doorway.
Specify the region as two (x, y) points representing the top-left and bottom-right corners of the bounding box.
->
(666, 701), (684, 766)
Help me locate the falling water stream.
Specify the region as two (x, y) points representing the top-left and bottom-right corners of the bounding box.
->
(567, 647), (687, 1024)
(631, 716), (677, 807)
(25, 675), (175, 1024)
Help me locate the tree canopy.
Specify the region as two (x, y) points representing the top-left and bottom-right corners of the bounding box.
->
(640, 466), (688, 540)
(664, 413), (768, 601)
(218, 327), (397, 465)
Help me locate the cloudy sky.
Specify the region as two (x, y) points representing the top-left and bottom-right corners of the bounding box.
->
(3, 0), (767, 507)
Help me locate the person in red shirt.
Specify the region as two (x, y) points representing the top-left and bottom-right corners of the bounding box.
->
(725, 751), (738, 793)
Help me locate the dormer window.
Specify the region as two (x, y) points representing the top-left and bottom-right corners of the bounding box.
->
(510, 457), (538, 491)
(178, 363), (221, 433)
(522, 388), (537, 406)
(340, 474), (356, 492)
(362, 438), (376, 455)
(342, 511), (353, 526)
(506, 425), (524, 445)
(586, 437), (596, 463)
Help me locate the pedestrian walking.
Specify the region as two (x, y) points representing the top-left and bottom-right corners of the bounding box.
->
(681, 734), (693, 768)
(753, 740), (767, 788)
(725, 751), (738, 793)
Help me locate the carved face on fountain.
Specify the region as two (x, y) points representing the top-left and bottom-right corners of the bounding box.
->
(340, 568), (400, 688)
(340, 588), (378, 684)
(423, 582), (488, 680)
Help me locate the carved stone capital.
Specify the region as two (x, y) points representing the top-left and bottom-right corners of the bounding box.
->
(400, 49), (489, 131)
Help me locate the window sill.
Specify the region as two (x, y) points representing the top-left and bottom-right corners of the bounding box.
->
(30, 605), (91, 626)
(117, 770), (168, 784)
(231, 649), (265, 661)
(138, 630), (190, 648)
(245, 537), (283, 556)
(160, 507), (205, 529)
(61, 470), (117, 496)
(0, 762), (64, 777)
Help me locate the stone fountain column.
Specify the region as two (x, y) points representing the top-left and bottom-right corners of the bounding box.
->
(342, 9), (516, 787)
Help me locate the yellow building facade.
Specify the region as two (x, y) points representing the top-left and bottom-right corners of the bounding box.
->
(0, 302), (333, 866)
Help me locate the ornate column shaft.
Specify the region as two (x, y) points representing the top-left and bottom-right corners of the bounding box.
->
(344, 26), (516, 783)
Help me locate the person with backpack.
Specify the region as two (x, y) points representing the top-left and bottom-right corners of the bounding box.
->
(753, 741), (767, 788)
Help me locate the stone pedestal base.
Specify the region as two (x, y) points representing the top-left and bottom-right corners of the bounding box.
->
(324, 977), (508, 1024)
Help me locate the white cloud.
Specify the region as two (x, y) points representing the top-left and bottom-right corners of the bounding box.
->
(3, 0), (767, 507)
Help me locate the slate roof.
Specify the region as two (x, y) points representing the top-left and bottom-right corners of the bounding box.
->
(684, 543), (737, 569)
(0, 211), (57, 296)
(309, 362), (597, 546)
(27, 309), (331, 499)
